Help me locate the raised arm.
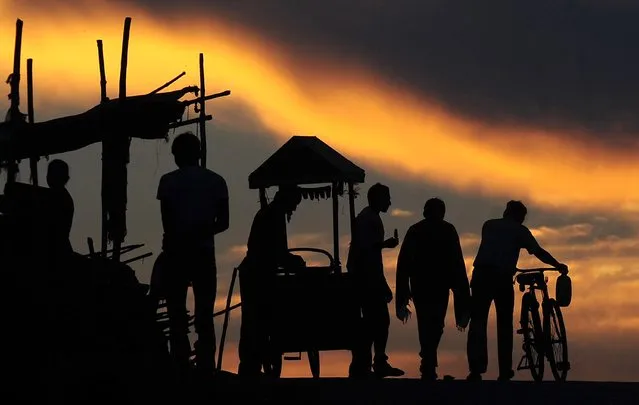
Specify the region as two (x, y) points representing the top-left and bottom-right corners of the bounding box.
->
(523, 228), (568, 272)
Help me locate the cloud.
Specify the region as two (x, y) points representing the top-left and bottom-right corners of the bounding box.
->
(530, 223), (595, 243)
(6, 1), (639, 218)
(96, 0), (639, 144)
(391, 208), (414, 218)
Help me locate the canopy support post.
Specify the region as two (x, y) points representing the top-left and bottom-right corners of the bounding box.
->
(347, 182), (356, 235)
(332, 182), (340, 271)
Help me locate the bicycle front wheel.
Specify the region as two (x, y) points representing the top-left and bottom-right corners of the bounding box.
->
(521, 293), (545, 382)
(544, 299), (569, 381)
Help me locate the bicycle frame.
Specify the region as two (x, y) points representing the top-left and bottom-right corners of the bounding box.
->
(515, 267), (567, 382)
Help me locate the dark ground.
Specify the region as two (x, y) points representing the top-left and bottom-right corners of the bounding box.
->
(205, 373), (639, 404)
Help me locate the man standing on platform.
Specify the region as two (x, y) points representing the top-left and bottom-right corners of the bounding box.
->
(157, 132), (229, 379)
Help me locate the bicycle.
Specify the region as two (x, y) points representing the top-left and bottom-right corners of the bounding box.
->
(515, 267), (571, 382)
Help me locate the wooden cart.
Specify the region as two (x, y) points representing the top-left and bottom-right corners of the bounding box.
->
(220, 135), (366, 378)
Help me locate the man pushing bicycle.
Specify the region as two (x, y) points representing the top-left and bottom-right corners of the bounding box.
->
(466, 200), (568, 382)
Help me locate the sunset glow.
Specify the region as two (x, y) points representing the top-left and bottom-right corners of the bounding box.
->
(1, 1), (639, 215)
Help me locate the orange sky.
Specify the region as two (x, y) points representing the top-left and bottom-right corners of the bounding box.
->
(1, 0), (639, 215)
(2, 0), (639, 382)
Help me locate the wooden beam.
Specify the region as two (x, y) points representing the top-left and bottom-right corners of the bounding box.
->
(199, 53), (207, 168)
(27, 58), (38, 186)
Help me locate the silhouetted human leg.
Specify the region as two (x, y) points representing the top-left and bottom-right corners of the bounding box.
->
(494, 278), (515, 380)
(348, 311), (371, 377)
(164, 253), (191, 375)
(360, 297), (387, 365)
(191, 250), (217, 376)
(467, 273), (494, 379)
(362, 297), (404, 377)
(374, 299), (390, 366)
(414, 288), (449, 379)
(238, 269), (268, 377)
(354, 297), (378, 374)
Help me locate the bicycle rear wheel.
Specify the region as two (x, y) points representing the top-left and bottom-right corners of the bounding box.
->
(521, 293), (544, 381)
(544, 299), (569, 381)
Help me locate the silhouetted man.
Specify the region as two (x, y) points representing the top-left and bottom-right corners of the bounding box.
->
(46, 159), (74, 255)
(395, 198), (470, 380)
(466, 200), (568, 381)
(347, 183), (404, 378)
(157, 132), (229, 378)
(238, 186), (305, 378)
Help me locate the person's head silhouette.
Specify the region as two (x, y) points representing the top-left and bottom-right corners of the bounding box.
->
(46, 159), (69, 189)
(423, 197), (445, 220)
(171, 132), (200, 168)
(503, 200), (527, 224)
(368, 183), (391, 213)
(274, 186), (302, 222)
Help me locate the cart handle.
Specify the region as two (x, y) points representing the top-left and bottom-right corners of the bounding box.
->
(288, 247), (335, 268)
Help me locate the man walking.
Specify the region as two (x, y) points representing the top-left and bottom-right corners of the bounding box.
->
(466, 200), (568, 381)
(395, 198), (470, 380)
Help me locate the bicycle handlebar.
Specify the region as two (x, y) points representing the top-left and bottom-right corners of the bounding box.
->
(515, 267), (562, 274)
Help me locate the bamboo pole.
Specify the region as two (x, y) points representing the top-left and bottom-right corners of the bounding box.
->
(217, 266), (239, 371)
(167, 115), (212, 129)
(148, 71), (186, 95)
(119, 18), (131, 99)
(97, 39), (109, 257)
(182, 90), (230, 107)
(198, 53), (207, 168)
(97, 40), (107, 101)
(122, 252), (153, 265)
(8, 19), (23, 184)
(27, 58), (38, 186)
(111, 16), (132, 263)
(9, 20), (23, 119)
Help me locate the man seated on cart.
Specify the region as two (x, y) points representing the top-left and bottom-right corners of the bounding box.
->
(238, 186), (305, 378)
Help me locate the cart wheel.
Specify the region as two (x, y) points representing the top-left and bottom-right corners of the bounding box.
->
(308, 350), (320, 378)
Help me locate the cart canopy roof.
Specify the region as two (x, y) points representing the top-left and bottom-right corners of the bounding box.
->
(248, 136), (365, 189)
